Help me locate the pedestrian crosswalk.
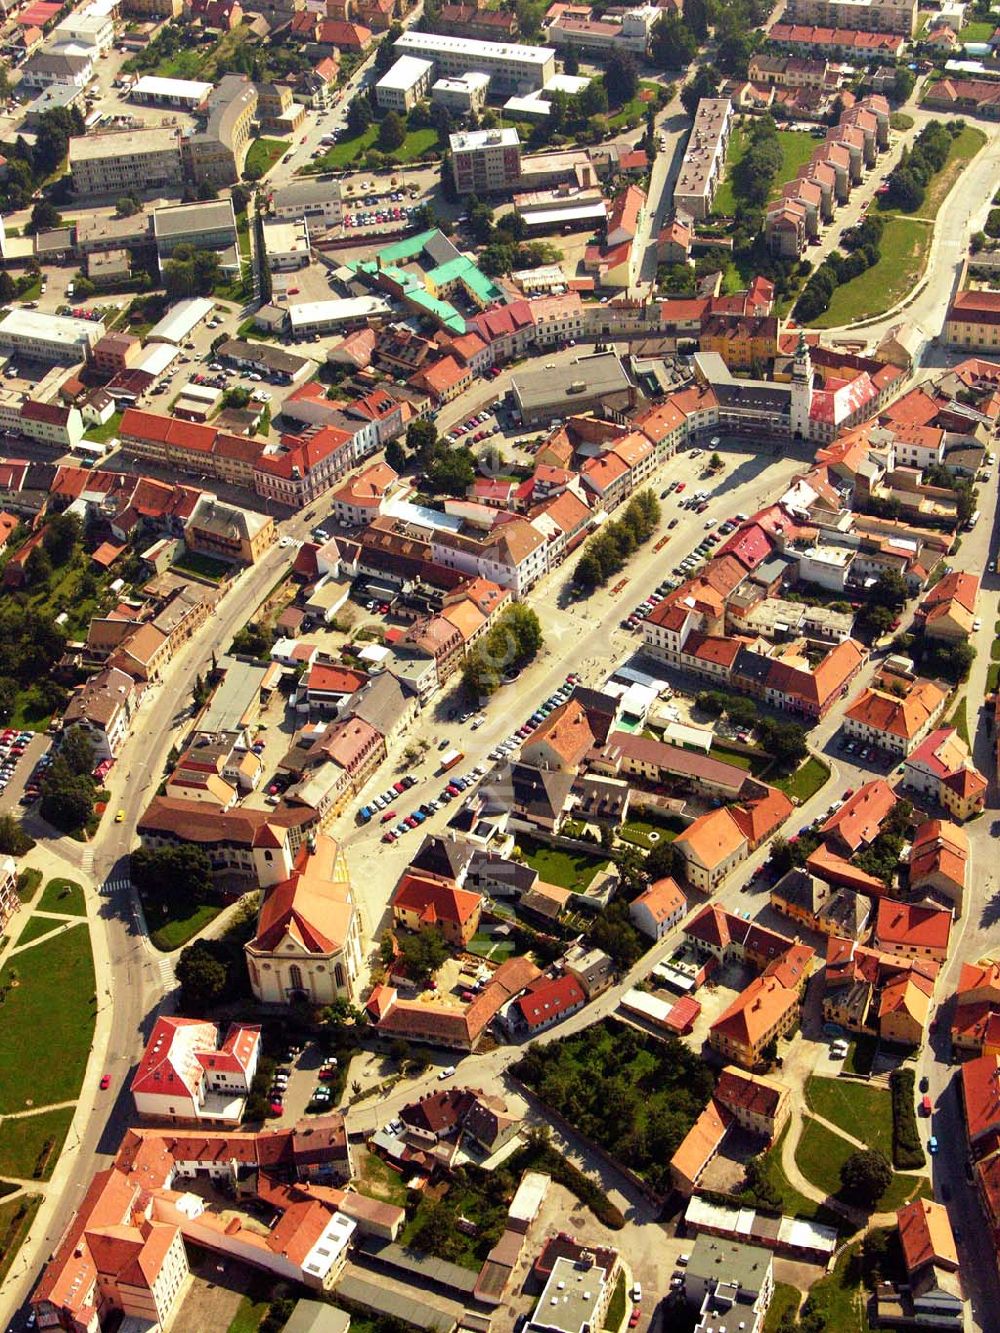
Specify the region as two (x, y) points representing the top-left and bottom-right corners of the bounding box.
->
(81, 849), (95, 874)
(101, 877), (131, 896)
(156, 958), (176, 989)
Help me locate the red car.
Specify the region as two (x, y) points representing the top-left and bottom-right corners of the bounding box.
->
(270, 1101), (283, 1115)
(405, 815), (419, 828)
(393, 781), (406, 793)
(100, 1074), (111, 1090)
(380, 809), (396, 823)
(629, 1312), (641, 1328)
(676, 482), (686, 492)
(382, 830), (396, 843)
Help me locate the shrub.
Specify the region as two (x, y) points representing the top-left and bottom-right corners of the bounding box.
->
(890, 1068), (925, 1170)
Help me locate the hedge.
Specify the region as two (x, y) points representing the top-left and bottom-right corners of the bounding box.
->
(890, 1068), (926, 1170)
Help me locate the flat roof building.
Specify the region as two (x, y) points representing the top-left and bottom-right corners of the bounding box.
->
(146, 297), (216, 345)
(395, 30), (556, 93)
(262, 218), (310, 270)
(431, 71), (490, 113)
(450, 126), (522, 195)
(529, 1255), (612, 1333)
(271, 178), (343, 227)
(132, 74), (213, 107)
(511, 350), (636, 425)
(0, 308), (105, 363)
(287, 296), (394, 335)
(154, 199), (237, 261)
(673, 97), (733, 221)
(376, 54), (434, 111)
(68, 126), (184, 196)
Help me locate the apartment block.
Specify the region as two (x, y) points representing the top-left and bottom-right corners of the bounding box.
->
(395, 30), (556, 93)
(673, 98), (733, 221)
(450, 127), (523, 196)
(68, 127), (184, 196)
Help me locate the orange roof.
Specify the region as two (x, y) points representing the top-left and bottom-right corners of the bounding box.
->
(392, 870), (481, 929)
(875, 899), (952, 954)
(845, 677), (946, 741)
(674, 807), (747, 871)
(962, 1053), (1000, 1147)
(670, 1097), (730, 1185)
(820, 779), (897, 851)
(440, 597), (487, 643)
(711, 971), (800, 1049)
(732, 785), (794, 846)
(250, 835), (355, 955)
(631, 876), (686, 924)
(522, 698), (595, 768)
(897, 1198), (958, 1275)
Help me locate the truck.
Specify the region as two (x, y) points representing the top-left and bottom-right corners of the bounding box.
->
(438, 749), (464, 774)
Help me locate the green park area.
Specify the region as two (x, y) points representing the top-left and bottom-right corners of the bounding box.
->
(0, 924), (95, 1114)
(713, 127), (817, 217)
(0, 1194), (41, 1287)
(772, 755), (831, 804)
(0, 1106), (75, 1181)
(37, 878), (86, 916)
(244, 137), (287, 180)
(813, 124), (986, 327)
(306, 125), (441, 173)
(795, 1116), (930, 1212)
(805, 1075), (894, 1158)
(514, 837), (609, 891)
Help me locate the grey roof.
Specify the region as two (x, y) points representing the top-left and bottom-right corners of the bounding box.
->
(154, 199), (236, 240)
(509, 762), (574, 821)
(423, 231), (463, 267)
(272, 178), (342, 210)
(332, 1274), (455, 1331)
(512, 352), (633, 413)
(217, 337), (312, 377)
(687, 1233), (772, 1299)
(772, 867), (826, 914)
(467, 848), (537, 895)
(713, 380), (791, 413)
(188, 495), (271, 544)
(346, 672), (407, 737)
(410, 833), (475, 882)
(733, 646), (774, 688)
(282, 1301), (350, 1333)
(197, 654), (267, 733)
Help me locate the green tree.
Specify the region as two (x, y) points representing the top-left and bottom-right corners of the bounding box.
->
(176, 940), (228, 1009)
(426, 446), (475, 494)
(42, 511), (81, 566)
(406, 417), (439, 463)
(59, 728), (95, 778)
(378, 110), (407, 152)
(644, 839), (683, 883)
(346, 95), (373, 138)
(893, 67), (915, 104)
(680, 65), (716, 118)
(653, 14), (697, 70)
(131, 844), (214, 906)
(563, 46), (580, 75)
(115, 194), (141, 217)
(28, 199), (61, 234)
(397, 925), (450, 986)
(872, 568), (908, 610)
(604, 50), (638, 106)
(24, 544), (52, 588)
(39, 760), (93, 833)
(839, 1148), (893, 1207)
(385, 438), (406, 472)
(0, 813), (33, 856)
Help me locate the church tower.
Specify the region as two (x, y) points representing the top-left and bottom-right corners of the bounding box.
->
(790, 331), (814, 439)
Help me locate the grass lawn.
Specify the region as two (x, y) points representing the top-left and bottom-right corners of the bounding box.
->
(805, 1075), (894, 1158)
(16, 869), (41, 904)
(145, 899), (222, 953)
(354, 1149), (410, 1208)
(13, 916), (66, 948)
(796, 1116), (929, 1211)
(813, 215), (931, 327)
(959, 19), (996, 39)
(764, 1283), (801, 1333)
(988, 661), (1000, 694)
(467, 929), (516, 962)
(0, 1194), (41, 1287)
(0, 926), (95, 1114)
(38, 878), (86, 917)
(172, 550), (231, 583)
(949, 697), (970, 744)
(225, 1292), (270, 1333)
(236, 210), (252, 263)
(0, 1106), (74, 1180)
(245, 137), (288, 179)
(307, 124), (441, 173)
(707, 743), (753, 771)
(604, 1270), (627, 1330)
(772, 755), (830, 804)
(515, 837), (609, 891)
(84, 410), (123, 445)
(801, 1242), (869, 1333)
(915, 125), (987, 222)
(713, 127), (817, 217)
(608, 80), (661, 130)
(617, 815), (679, 850)
(757, 1123), (844, 1227)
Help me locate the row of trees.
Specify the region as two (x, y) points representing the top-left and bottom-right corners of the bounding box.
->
(794, 216), (885, 323)
(573, 490), (662, 592)
(0, 106), (86, 215)
(461, 604), (544, 698)
(883, 119), (960, 214)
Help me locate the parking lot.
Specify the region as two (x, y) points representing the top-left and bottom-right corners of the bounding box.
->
(0, 731), (51, 814)
(263, 1039), (342, 1126)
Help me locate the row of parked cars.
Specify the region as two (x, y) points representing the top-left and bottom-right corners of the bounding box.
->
(487, 675), (580, 761)
(380, 764), (487, 842)
(446, 408), (501, 443)
(358, 774), (418, 823)
(2, 730), (41, 801)
(621, 580), (679, 631)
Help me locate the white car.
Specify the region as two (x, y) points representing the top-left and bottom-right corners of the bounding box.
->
(974, 618), (982, 630)
(278, 536), (291, 548)
(438, 1065), (457, 1080)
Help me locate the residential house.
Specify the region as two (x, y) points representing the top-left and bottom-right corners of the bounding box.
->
(843, 674), (948, 756)
(903, 728), (987, 822)
(918, 570), (979, 641)
(519, 698), (595, 772)
(770, 867), (870, 939)
(673, 808), (749, 893)
(62, 666), (139, 761)
(951, 960), (1000, 1058)
(511, 973), (586, 1035)
(909, 818), (969, 918)
(875, 899), (953, 964)
(391, 870), (482, 948)
(629, 876), (688, 940)
(131, 1017), (261, 1125)
(822, 935), (936, 1047)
